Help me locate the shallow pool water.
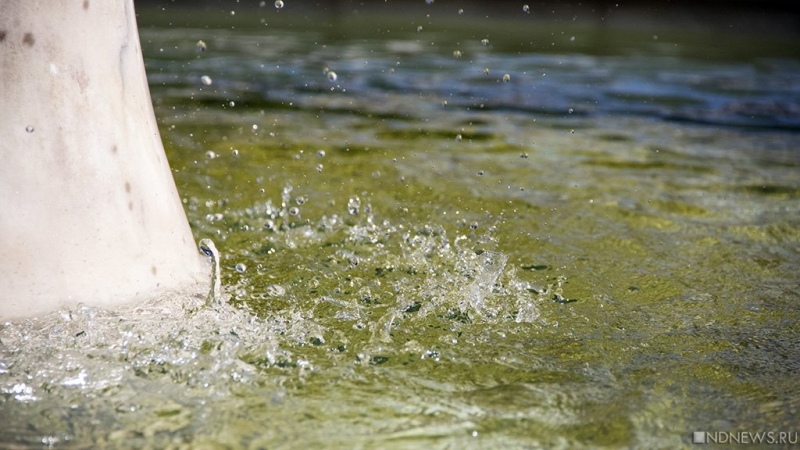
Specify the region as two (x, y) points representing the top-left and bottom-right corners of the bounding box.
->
(2, 4), (799, 448)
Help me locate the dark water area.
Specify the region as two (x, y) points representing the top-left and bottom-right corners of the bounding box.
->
(141, 1), (800, 130)
(1, 2), (799, 449)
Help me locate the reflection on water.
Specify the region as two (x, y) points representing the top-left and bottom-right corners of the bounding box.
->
(2, 5), (799, 448)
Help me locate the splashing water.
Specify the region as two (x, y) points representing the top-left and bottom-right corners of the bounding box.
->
(0, 188), (562, 447)
(198, 238), (223, 306)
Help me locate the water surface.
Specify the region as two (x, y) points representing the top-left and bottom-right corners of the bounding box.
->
(2, 4), (799, 448)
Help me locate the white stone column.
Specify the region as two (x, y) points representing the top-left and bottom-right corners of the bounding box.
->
(0, 0), (205, 320)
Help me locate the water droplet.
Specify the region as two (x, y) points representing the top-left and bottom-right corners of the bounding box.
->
(327, 71), (338, 82)
(229, 101), (235, 107)
(274, 0), (284, 9)
(264, 219), (275, 230)
(523, 4), (530, 13)
(205, 150), (216, 159)
(200, 75), (212, 85)
(481, 38), (489, 46)
(196, 40), (207, 52)
(453, 50), (462, 59)
(347, 196), (361, 215)
(25, 125), (34, 133)
(502, 73), (511, 82)
(288, 207), (299, 216)
(316, 164), (324, 172)
(455, 134), (462, 142)
(235, 263), (247, 273)
(317, 149), (326, 157)
(232, 149), (239, 156)
(267, 284), (286, 297)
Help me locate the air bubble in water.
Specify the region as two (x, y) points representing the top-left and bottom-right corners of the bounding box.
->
(275, 0), (284, 9)
(523, 4), (530, 13)
(288, 207), (299, 216)
(327, 71), (338, 82)
(264, 219), (275, 230)
(502, 73), (511, 82)
(458, 8), (464, 14)
(25, 125), (34, 133)
(453, 50), (462, 59)
(426, 0), (433, 4)
(196, 40), (207, 52)
(481, 38), (489, 46)
(316, 164), (324, 172)
(483, 67), (490, 75)
(205, 150), (216, 159)
(417, 26), (423, 32)
(201, 75), (212, 85)
(455, 134), (462, 142)
(317, 150), (326, 157)
(348, 196), (361, 215)
(235, 263), (247, 273)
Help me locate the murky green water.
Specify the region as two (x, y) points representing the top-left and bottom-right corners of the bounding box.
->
(2, 4), (800, 448)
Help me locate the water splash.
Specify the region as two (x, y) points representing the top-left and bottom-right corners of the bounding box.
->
(198, 238), (222, 305)
(0, 188), (560, 446)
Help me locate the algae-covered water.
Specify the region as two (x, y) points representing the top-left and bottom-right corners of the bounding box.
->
(2, 3), (800, 448)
